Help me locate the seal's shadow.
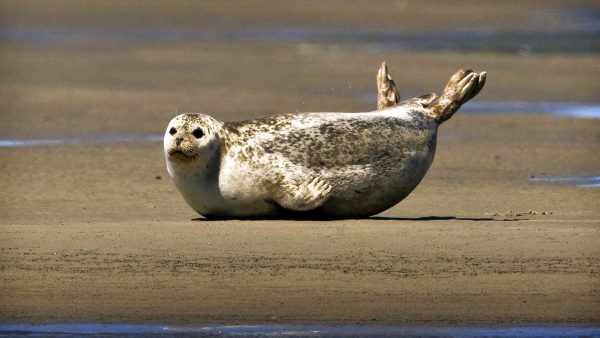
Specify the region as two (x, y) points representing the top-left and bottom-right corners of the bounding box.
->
(192, 216), (524, 222)
(369, 216), (524, 222)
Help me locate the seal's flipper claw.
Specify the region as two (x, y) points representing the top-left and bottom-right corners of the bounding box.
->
(377, 61), (400, 110)
(274, 176), (332, 211)
(429, 69), (486, 124)
(458, 73), (477, 98)
(468, 71), (486, 100)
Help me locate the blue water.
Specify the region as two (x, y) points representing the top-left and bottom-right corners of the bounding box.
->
(356, 96), (600, 119)
(354, 99), (600, 119)
(0, 102), (598, 149)
(530, 175), (600, 187)
(461, 102), (600, 119)
(2, 26), (597, 54)
(0, 323), (599, 337)
(0, 134), (162, 148)
(1, 3), (599, 57)
(460, 101), (600, 119)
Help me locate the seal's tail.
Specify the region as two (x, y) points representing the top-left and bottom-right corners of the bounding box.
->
(429, 69), (486, 124)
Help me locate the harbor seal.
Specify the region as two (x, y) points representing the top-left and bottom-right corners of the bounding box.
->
(164, 63), (486, 219)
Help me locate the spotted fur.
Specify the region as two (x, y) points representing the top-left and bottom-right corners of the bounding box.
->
(164, 68), (486, 219)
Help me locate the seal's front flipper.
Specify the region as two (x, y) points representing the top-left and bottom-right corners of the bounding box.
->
(274, 176), (332, 211)
(430, 69), (486, 123)
(377, 61), (401, 109)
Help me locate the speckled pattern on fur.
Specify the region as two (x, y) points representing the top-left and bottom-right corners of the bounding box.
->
(164, 67), (486, 219)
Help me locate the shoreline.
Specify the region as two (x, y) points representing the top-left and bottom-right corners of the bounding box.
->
(1, 323), (599, 337)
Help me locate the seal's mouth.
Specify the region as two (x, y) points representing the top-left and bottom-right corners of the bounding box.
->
(167, 149), (198, 162)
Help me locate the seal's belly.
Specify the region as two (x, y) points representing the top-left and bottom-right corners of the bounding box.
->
(213, 115), (438, 218)
(176, 180), (278, 218)
(214, 137), (435, 219)
(317, 145), (435, 217)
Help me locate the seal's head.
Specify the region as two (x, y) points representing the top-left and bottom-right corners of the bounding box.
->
(164, 113), (223, 169)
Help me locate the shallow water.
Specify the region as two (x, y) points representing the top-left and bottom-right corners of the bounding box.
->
(0, 134), (162, 148)
(0, 102), (598, 149)
(530, 175), (600, 187)
(0, 323), (599, 337)
(358, 98), (600, 119)
(1, 5), (598, 56)
(3, 27), (598, 54)
(355, 100), (600, 119)
(3, 27), (596, 54)
(461, 102), (600, 119)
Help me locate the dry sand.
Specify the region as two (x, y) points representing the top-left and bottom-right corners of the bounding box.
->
(1, 0), (599, 326)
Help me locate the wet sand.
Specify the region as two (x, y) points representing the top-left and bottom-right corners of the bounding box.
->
(2, 113), (599, 324)
(1, 0), (600, 326)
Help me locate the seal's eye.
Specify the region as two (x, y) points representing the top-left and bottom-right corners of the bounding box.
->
(169, 127), (177, 136)
(192, 128), (204, 139)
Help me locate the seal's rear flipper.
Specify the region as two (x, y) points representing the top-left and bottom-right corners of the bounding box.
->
(429, 69), (486, 123)
(377, 62), (401, 109)
(274, 176), (332, 211)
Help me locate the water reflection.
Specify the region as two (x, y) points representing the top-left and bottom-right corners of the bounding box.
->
(0, 134), (162, 148)
(1, 26), (597, 54)
(1, 102), (598, 148)
(462, 102), (600, 119)
(530, 175), (600, 187)
(0, 323), (599, 337)
(354, 99), (600, 119)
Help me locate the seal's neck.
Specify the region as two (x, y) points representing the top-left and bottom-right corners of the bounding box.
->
(166, 147), (224, 215)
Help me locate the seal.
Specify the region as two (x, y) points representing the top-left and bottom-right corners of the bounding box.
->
(164, 63), (486, 219)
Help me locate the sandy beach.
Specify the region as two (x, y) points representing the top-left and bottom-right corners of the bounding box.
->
(1, 0), (599, 326)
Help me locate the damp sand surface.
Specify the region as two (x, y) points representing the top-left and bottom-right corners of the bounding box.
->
(1, 0), (600, 327)
(1, 115), (599, 325)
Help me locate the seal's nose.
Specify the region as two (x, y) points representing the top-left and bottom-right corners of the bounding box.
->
(175, 137), (183, 146)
